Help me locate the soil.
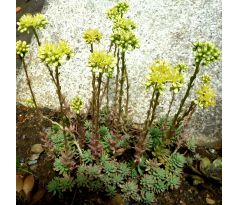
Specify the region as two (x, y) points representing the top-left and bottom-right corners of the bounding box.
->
(16, 103), (222, 205)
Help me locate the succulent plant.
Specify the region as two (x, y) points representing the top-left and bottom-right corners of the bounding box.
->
(88, 180), (103, 192)
(48, 177), (74, 195)
(166, 152), (186, 171)
(140, 174), (156, 191)
(166, 173), (181, 190)
(141, 191), (155, 204)
(76, 174), (88, 187)
(118, 162), (131, 177)
(103, 161), (117, 174)
(121, 180), (139, 201)
(154, 179), (167, 193)
(98, 126), (110, 137)
(53, 158), (70, 175)
(152, 168), (166, 180)
(81, 150), (93, 164)
(87, 164), (101, 176)
(105, 185), (117, 197)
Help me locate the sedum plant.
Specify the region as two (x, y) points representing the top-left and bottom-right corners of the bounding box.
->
(16, 40), (38, 109)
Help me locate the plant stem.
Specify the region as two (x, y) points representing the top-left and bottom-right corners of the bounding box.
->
(148, 91), (160, 128)
(22, 57), (38, 109)
(114, 47), (120, 112)
(95, 73), (103, 133)
(55, 66), (68, 152)
(32, 28), (41, 46)
(144, 84), (157, 132)
(125, 64), (129, 120)
(90, 43), (96, 133)
(169, 62), (201, 137)
(165, 91), (175, 123)
(118, 50), (126, 122)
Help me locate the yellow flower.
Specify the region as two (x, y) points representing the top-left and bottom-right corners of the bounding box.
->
(83, 29), (103, 44)
(38, 40), (74, 67)
(195, 84), (216, 108)
(88, 50), (116, 76)
(17, 13), (48, 33)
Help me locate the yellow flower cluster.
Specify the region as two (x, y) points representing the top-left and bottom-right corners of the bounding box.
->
(17, 13), (48, 33)
(146, 60), (184, 93)
(111, 29), (139, 51)
(83, 29), (103, 44)
(16, 40), (30, 58)
(88, 50), (116, 76)
(107, 1), (129, 20)
(70, 96), (84, 114)
(113, 18), (136, 31)
(195, 75), (216, 108)
(38, 40), (74, 67)
(193, 42), (221, 66)
(195, 84), (216, 108)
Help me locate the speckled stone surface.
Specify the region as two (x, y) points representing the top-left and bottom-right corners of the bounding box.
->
(16, 0), (222, 142)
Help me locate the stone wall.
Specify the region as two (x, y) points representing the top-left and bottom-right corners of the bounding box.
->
(16, 0), (222, 143)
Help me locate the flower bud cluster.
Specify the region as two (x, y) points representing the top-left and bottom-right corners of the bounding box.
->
(107, 1), (129, 20)
(193, 42), (221, 66)
(70, 96), (84, 114)
(16, 40), (30, 58)
(108, 1), (139, 51)
(88, 50), (116, 77)
(111, 29), (139, 51)
(38, 40), (74, 67)
(170, 63), (188, 93)
(17, 13), (48, 33)
(195, 75), (216, 108)
(83, 29), (103, 44)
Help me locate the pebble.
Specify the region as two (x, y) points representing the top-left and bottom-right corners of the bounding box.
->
(31, 144), (44, 154)
(206, 197), (216, 205)
(28, 160), (38, 165)
(29, 153), (40, 161)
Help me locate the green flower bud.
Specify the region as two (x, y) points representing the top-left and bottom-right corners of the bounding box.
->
(111, 29), (139, 51)
(193, 41), (221, 66)
(70, 96), (83, 114)
(16, 40), (29, 58)
(201, 74), (212, 84)
(113, 17), (136, 31)
(107, 0), (129, 20)
(83, 29), (103, 44)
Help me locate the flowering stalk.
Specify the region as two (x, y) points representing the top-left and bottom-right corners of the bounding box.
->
(118, 50), (126, 122)
(114, 47), (120, 112)
(83, 29), (103, 133)
(38, 40), (74, 152)
(22, 58), (38, 109)
(16, 40), (38, 109)
(165, 91), (175, 123)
